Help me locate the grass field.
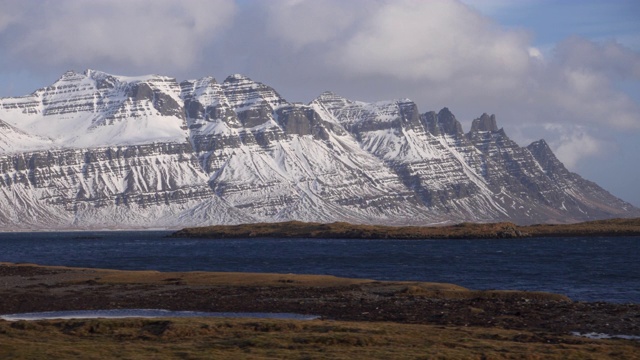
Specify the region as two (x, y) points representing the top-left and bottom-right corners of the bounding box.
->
(1, 317), (638, 359)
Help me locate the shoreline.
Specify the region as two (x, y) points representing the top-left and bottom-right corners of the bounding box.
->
(170, 217), (640, 239)
(2, 262), (639, 358)
(1, 217), (638, 237)
(1, 262), (638, 336)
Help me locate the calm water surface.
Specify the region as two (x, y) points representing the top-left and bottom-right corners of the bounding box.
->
(1, 231), (638, 303)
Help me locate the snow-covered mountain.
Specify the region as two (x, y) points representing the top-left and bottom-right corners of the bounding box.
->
(0, 69), (636, 230)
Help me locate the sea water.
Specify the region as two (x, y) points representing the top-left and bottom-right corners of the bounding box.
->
(0, 309), (319, 321)
(0, 231), (638, 303)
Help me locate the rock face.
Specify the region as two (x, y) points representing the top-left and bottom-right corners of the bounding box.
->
(0, 69), (637, 229)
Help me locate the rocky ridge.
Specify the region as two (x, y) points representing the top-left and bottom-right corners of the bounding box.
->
(0, 69), (637, 229)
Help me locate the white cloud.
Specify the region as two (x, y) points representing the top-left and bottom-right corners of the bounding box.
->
(547, 67), (640, 129)
(263, 0), (364, 49)
(459, 0), (539, 16)
(2, 0), (639, 143)
(528, 47), (543, 60)
(334, 0), (532, 83)
(7, 0), (236, 70)
(0, 12), (14, 32)
(527, 39), (640, 132)
(551, 127), (606, 169)
(554, 36), (640, 80)
(0, 0), (639, 204)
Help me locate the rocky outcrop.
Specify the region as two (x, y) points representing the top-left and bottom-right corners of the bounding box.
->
(470, 113), (498, 133)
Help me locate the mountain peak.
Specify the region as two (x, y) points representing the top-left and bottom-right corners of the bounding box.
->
(470, 113), (498, 132)
(529, 139), (549, 150)
(436, 107), (463, 136)
(84, 68), (103, 78)
(57, 70), (86, 82)
(199, 76), (217, 84)
(84, 69), (176, 84)
(527, 139), (569, 176)
(314, 91), (352, 104)
(224, 74), (253, 83)
(318, 90), (338, 98)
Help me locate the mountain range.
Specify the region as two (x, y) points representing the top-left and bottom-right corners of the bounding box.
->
(0, 69), (637, 230)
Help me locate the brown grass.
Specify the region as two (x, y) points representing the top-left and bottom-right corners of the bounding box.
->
(171, 217), (640, 240)
(4, 262), (571, 302)
(1, 317), (637, 359)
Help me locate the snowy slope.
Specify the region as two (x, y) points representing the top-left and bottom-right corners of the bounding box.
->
(313, 94), (507, 221)
(0, 143), (250, 230)
(0, 69), (637, 230)
(182, 76), (436, 224)
(0, 70), (188, 150)
(313, 93), (640, 224)
(0, 118), (54, 153)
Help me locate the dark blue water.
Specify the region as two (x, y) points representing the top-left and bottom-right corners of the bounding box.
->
(1, 231), (638, 303)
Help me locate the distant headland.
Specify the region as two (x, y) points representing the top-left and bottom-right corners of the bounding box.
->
(171, 217), (640, 239)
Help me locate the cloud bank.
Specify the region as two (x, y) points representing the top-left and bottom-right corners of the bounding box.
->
(2, 0), (236, 71)
(251, 0), (640, 171)
(0, 0), (639, 203)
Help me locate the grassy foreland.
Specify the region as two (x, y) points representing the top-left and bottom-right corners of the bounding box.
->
(2, 317), (639, 359)
(171, 217), (640, 239)
(1, 263), (639, 359)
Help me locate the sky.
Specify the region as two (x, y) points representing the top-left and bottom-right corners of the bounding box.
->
(0, 0), (639, 207)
